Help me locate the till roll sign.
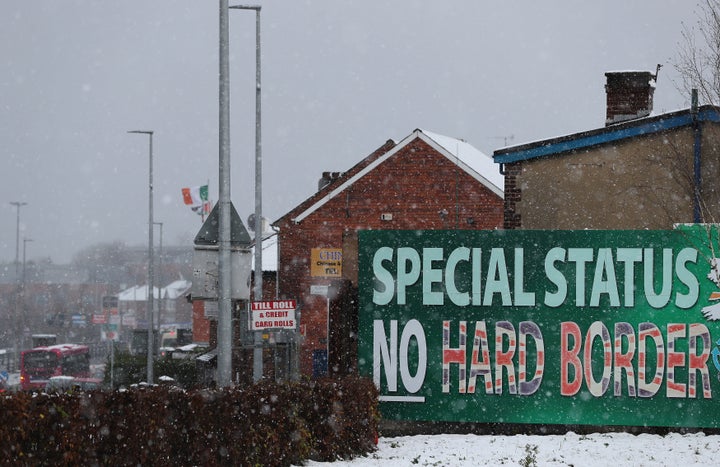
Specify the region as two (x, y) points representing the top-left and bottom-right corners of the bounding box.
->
(251, 300), (297, 330)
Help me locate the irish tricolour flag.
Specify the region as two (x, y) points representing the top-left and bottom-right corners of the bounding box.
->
(182, 185), (209, 206)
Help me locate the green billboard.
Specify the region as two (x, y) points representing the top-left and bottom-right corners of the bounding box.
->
(357, 227), (720, 428)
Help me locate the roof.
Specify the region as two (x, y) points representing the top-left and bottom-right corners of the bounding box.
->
(493, 105), (720, 164)
(162, 279), (192, 299)
(26, 343), (88, 353)
(196, 348), (217, 363)
(285, 129), (503, 224)
(118, 279), (192, 302)
(421, 129), (504, 191)
(194, 202), (252, 246)
(118, 285), (156, 302)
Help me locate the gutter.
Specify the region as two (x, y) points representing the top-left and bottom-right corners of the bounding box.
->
(493, 106), (720, 165)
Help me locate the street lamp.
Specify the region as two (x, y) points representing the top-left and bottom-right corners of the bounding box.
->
(154, 221), (163, 325)
(230, 3), (263, 382)
(10, 202), (27, 357)
(10, 201), (27, 281)
(128, 129), (155, 384)
(21, 237), (32, 351)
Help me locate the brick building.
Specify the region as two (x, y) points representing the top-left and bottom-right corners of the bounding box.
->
(494, 70), (720, 230)
(274, 129), (504, 377)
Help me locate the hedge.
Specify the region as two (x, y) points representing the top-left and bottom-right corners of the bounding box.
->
(0, 376), (378, 466)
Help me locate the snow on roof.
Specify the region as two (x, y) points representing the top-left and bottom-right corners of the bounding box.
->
(292, 129), (503, 223)
(251, 233), (278, 272)
(162, 279), (192, 299)
(118, 280), (191, 302)
(420, 129), (504, 193)
(118, 285), (155, 302)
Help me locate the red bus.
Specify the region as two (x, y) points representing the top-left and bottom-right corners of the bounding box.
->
(20, 344), (91, 391)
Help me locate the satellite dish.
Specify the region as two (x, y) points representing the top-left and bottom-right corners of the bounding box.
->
(247, 214), (275, 236)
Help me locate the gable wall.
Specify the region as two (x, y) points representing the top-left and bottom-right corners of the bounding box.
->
(276, 138), (503, 376)
(505, 125), (720, 230)
(506, 122), (720, 230)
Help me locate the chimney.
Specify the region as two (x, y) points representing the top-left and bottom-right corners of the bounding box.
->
(605, 70), (656, 126)
(318, 171), (343, 191)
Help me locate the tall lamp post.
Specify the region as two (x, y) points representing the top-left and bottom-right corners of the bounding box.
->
(230, 3), (263, 382)
(128, 130), (155, 384)
(10, 201), (28, 281)
(21, 237), (32, 351)
(10, 202), (27, 357)
(218, 0), (233, 388)
(154, 222), (163, 325)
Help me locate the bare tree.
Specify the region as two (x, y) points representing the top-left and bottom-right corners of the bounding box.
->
(675, 0), (720, 105)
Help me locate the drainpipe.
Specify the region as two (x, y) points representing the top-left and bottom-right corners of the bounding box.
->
(692, 89), (702, 223)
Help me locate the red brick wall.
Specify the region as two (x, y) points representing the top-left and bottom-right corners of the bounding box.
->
(503, 161), (522, 230)
(192, 300), (210, 344)
(277, 138), (504, 376)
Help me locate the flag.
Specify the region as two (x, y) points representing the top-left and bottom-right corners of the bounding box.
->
(191, 200), (213, 216)
(181, 185), (209, 206)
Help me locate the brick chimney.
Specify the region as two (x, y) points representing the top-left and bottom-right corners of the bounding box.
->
(605, 70), (656, 126)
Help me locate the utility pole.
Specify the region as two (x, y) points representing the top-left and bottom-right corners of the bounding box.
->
(21, 237), (32, 351)
(10, 201), (27, 281)
(128, 130), (155, 384)
(230, 3), (263, 382)
(10, 202), (27, 359)
(154, 222), (163, 325)
(218, 0), (233, 387)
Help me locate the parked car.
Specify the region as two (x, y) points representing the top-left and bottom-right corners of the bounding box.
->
(44, 375), (103, 392)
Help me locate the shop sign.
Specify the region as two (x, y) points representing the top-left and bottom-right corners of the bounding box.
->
(311, 248), (342, 277)
(251, 300), (297, 330)
(92, 314), (107, 324)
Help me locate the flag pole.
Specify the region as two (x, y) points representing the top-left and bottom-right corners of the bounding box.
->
(203, 178), (210, 222)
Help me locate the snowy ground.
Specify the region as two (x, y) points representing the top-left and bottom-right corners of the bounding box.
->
(300, 432), (720, 466)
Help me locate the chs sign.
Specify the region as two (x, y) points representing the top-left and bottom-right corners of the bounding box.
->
(358, 228), (720, 428)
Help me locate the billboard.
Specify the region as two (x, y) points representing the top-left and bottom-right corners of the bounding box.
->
(357, 228), (720, 428)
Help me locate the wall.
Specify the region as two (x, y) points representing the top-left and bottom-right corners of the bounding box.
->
(276, 137), (504, 376)
(506, 123), (720, 229)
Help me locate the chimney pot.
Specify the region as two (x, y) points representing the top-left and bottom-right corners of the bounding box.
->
(318, 171), (343, 191)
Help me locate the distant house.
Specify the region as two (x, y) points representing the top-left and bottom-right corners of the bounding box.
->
(117, 279), (192, 331)
(274, 129), (504, 378)
(494, 70), (720, 230)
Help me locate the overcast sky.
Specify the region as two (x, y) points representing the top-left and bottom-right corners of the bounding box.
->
(0, 0), (700, 264)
